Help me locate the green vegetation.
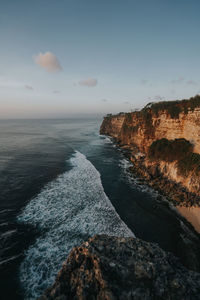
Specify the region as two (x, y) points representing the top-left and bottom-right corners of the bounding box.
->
(142, 95), (200, 119)
(150, 101), (181, 118)
(148, 138), (193, 162)
(178, 153), (200, 176)
(125, 112), (132, 122)
(148, 138), (200, 176)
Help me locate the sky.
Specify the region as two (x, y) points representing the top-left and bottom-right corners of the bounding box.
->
(1, 0), (200, 118)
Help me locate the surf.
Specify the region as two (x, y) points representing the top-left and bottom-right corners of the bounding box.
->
(17, 150), (134, 299)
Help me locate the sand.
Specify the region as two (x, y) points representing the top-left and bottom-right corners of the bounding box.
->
(177, 206), (200, 233)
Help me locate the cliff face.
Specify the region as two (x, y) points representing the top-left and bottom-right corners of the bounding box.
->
(100, 113), (125, 138)
(101, 108), (200, 154)
(100, 100), (200, 201)
(39, 235), (200, 300)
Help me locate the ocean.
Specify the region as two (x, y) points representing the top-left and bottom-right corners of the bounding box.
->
(0, 118), (188, 300)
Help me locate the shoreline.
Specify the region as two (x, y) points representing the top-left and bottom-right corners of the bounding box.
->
(177, 206), (200, 234)
(105, 136), (200, 235)
(118, 143), (200, 207)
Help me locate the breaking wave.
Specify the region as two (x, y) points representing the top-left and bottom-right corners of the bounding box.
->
(18, 151), (134, 299)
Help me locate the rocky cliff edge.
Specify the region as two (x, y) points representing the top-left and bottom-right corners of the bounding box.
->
(100, 96), (200, 205)
(39, 235), (200, 300)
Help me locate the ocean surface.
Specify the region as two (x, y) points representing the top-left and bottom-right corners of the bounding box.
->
(0, 118), (188, 300)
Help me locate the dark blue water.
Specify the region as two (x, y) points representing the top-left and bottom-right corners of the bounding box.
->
(0, 118), (189, 300)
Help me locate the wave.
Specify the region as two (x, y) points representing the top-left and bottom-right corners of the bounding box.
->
(17, 151), (134, 299)
(118, 157), (162, 196)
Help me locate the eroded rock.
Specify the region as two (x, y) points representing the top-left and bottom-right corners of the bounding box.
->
(39, 235), (200, 300)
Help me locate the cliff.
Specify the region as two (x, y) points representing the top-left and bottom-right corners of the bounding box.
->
(39, 235), (200, 300)
(100, 96), (200, 205)
(101, 97), (200, 153)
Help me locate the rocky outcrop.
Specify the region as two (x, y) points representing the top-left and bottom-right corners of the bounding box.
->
(39, 235), (200, 300)
(100, 97), (200, 206)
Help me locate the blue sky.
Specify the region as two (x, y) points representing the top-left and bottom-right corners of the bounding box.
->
(1, 0), (200, 118)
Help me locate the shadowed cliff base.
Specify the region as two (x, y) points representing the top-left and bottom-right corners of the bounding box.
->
(39, 235), (200, 300)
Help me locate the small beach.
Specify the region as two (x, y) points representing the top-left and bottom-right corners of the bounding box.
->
(177, 206), (200, 233)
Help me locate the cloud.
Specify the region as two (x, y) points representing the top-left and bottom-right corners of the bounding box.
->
(124, 101), (130, 104)
(187, 80), (197, 85)
(101, 98), (108, 102)
(78, 78), (98, 87)
(34, 52), (62, 72)
(52, 90), (60, 94)
(171, 77), (184, 84)
(141, 79), (148, 85)
(25, 85), (33, 90)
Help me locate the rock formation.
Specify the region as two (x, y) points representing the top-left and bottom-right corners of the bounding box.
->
(100, 96), (200, 206)
(38, 100), (200, 299)
(39, 235), (200, 300)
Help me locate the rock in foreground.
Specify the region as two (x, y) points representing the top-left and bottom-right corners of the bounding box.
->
(39, 235), (200, 300)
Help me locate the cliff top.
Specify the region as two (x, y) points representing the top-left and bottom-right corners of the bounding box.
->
(105, 95), (200, 120)
(142, 94), (200, 118)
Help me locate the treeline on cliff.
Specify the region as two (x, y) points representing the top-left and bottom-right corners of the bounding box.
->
(142, 94), (200, 118)
(105, 95), (200, 120)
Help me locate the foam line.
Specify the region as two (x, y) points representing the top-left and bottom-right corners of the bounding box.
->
(18, 151), (134, 299)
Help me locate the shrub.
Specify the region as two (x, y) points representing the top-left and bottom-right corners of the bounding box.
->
(142, 95), (200, 119)
(148, 138), (200, 176)
(178, 153), (200, 176)
(145, 101), (181, 118)
(148, 138), (193, 162)
(126, 113), (133, 122)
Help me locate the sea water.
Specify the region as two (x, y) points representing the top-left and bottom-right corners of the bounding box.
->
(0, 118), (189, 299)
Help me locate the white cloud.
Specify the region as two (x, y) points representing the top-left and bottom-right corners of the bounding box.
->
(25, 85), (33, 90)
(34, 52), (62, 72)
(78, 78), (98, 87)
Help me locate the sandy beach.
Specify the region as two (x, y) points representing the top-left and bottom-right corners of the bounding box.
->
(177, 206), (200, 233)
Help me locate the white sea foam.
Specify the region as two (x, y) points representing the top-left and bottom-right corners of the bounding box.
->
(18, 151), (134, 299)
(118, 158), (160, 196)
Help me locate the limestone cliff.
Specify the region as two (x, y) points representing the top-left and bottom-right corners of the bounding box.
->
(100, 96), (200, 205)
(39, 235), (200, 300)
(100, 113), (125, 138)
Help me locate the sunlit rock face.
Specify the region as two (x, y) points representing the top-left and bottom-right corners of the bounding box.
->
(39, 235), (200, 300)
(100, 105), (200, 199)
(152, 109), (200, 154)
(101, 108), (200, 154)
